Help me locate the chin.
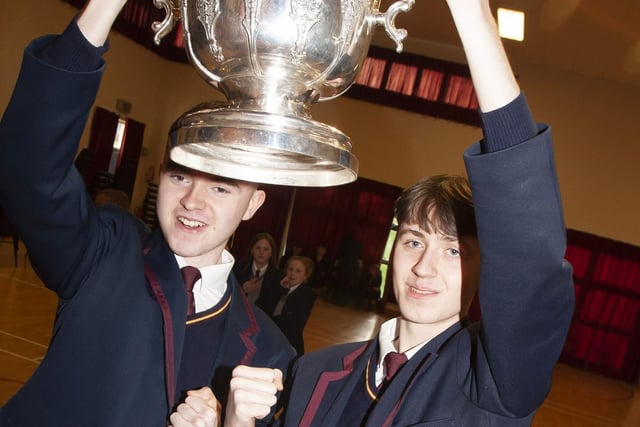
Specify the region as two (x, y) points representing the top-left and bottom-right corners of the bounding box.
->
(168, 239), (201, 257)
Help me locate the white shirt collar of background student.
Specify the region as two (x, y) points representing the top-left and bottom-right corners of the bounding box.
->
(251, 261), (267, 278)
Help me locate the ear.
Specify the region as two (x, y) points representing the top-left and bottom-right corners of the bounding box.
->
(242, 189), (266, 221)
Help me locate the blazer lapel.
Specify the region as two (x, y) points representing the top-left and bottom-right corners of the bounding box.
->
(366, 321), (464, 427)
(369, 349), (436, 427)
(143, 230), (187, 407)
(300, 341), (374, 427)
(217, 275), (259, 366)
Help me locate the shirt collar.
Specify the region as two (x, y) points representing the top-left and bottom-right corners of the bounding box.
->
(378, 317), (399, 358)
(287, 283), (302, 293)
(375, 317), (429, 385)
(175, 250), (235, 311)
(251, 261), (267, 277)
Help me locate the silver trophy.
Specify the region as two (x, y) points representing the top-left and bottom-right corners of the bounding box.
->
(153, 0), (414, 186)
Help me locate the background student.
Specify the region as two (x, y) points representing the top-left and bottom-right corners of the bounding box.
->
(233, 232), (285, 305)
(264, 256), (317, 356)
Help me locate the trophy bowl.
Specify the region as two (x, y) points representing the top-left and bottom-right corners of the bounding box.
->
(153, 0), (414, 186)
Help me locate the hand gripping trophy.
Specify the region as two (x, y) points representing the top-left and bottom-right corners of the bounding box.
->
(153, 0), (414, 186)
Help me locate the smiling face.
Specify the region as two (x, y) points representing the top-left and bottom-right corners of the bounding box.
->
(391, 175), (480, 346)
(392, 221), (480, 340)
(156, 163), (265, 268)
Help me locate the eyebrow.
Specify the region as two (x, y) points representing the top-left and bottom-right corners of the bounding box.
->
(166, 162), (243, 187)
(397, 227), (425, 239)
(398, 226), (458, 242)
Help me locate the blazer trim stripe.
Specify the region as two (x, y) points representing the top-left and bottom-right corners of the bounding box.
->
(186, 294), (232, 325)
(301, 342), (369, 426)
(238, 290), (259, 365)
(144, 261), (176, 407)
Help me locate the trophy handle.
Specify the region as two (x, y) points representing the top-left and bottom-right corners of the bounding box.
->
(152, 0), (182, 46)
(372, 0), (415, 53)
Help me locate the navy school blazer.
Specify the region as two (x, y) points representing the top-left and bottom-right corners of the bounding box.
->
(0, 36), (295, 427)
(275, 129), (575, 427)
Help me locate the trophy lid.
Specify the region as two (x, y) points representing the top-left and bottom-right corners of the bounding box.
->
(168, 104), (359, 187)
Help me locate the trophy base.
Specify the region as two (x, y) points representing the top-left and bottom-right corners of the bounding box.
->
(168, 108), (358, 187)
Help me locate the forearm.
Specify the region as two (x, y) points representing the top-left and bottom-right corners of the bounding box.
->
(452, 1), (574, 415)
(36, 0), (128, 72)
(464, 131), (574, 415)
(38, 17), (106, 72)
(479, 93), (538, 153)
(77, 0), (128, 47)
(447, 0), (519, 112)
(448, 1), (538, 155)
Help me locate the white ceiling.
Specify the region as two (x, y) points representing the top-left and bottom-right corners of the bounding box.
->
(373, 0), (640, 87)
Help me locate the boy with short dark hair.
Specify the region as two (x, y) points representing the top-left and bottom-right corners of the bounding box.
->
(223, 0), (575, 425)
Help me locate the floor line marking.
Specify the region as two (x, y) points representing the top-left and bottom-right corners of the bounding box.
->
(0, 331), (48, 349)
(0, 348), (41, 364)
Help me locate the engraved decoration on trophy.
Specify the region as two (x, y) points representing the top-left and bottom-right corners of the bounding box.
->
(153, 0), (414, 187)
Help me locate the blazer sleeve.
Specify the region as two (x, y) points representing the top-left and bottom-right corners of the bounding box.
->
(0, 36), (106, 298)
(462, 126), (575, 416)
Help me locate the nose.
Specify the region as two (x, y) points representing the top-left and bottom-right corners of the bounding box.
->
(180, 181), (205, 211)
(411, 248), (438, 278)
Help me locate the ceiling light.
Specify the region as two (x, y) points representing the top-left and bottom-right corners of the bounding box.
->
(498, 7), (525, 42)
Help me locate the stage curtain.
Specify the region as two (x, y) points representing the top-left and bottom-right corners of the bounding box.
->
(230, 178), (401, 270)
(561, 229), (640, 383)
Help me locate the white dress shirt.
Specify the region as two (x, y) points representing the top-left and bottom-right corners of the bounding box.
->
(175, 250), (235, 313)
(375, 317), (429, 386)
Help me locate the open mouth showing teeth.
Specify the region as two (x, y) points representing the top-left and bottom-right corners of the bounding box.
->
(178, 217), (205, 228)
(409, 286), (436, 295)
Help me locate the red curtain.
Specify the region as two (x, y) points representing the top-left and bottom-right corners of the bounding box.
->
(231, 184), (293, 260)
(416, 69), (445, 102)
(230, 178), (401, 269)
(561, 229), (640, 383)
(385, 63), (418, 96)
